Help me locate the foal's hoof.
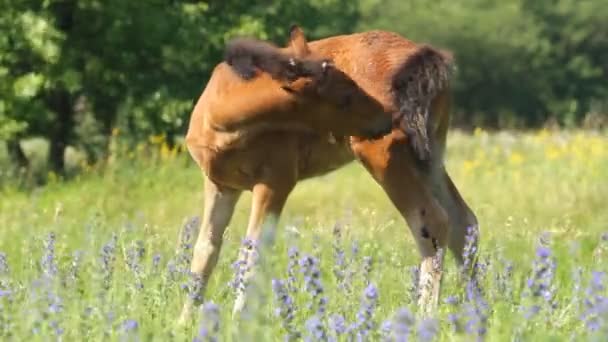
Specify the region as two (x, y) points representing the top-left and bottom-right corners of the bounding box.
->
(417, 297), (439, 318)
(232, 297), (246, 319)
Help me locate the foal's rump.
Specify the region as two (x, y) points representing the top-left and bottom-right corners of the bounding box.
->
(307, 31), (455, 161)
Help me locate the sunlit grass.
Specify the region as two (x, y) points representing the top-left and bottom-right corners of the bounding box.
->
(0, 129), (607, 340)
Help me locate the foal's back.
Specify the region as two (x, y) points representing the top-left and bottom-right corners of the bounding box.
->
(305, 31), (420, 110)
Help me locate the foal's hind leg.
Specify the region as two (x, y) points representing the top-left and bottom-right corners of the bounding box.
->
(352, 134), (450, 315)
(178, 176), (241, 324)
(430, 170), (479, 269)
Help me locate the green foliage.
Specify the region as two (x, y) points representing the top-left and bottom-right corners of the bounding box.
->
(0, 0), (359, 175)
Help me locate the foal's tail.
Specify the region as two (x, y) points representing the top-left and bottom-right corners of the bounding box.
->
(224, 37), (325, 83)
(392, 45), (454, 162)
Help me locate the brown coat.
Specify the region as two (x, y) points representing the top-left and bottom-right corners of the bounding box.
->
(179, 26), (478, 322)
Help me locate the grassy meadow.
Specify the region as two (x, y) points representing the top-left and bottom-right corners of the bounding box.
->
(0, 129), (607, 341)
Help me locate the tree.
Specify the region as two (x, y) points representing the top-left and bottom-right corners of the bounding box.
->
(359, 0), (608, 127)
(0, 0), (360, 177)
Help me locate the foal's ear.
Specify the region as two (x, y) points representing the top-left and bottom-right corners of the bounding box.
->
(289, 24), (311, 57)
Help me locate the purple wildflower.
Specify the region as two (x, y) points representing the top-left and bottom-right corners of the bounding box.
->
(100, 233), (118, 290)
(272, 279), (299, 340)
(67, 250), (83, 285)
(354, 283), (379, 339)
(362, 256), (373, 285)
(126, 241), (145, 272)
(42, 292), (64, 336)
(571, 266), (583, 312)
(47, 291), (63, 314)
(462, 225), (479, 274)
(417, 318), (439, 342)
(536, 246), (551, 259)
(299, 255), (326, 315)
(332, 225), (347, 291)
(446, 270), (488, 338)
(152, 253), (161, 271)
(229, 238), (256, 294)
(524, 245), (557, 317)
(299, 254), (328, 340)
(184, 272), (204, 303)
(387, 308), (415, 342)
(166, 260), (178, 280)
(287, 246), (300, 294)
(194, 301), (220, 342)
(380, 320), (393, 341)
(351, 241), (360, 260)
(494, 257), (514, 301)
(50, 320), (64, 336)
(0, 252), (8, 275)
(175, 216), (200, 274)
(305, 315), (327, 342)
(41, 232), (58, 278)
(581, 271), (608, 332)
(120, 319), (139, 342)
(329, 314), (347, 337)
(409, 266), (420, 303)
(444, 295), (459, 305)
(121, 319), (138, 331)
(0, 252), (9, 297)
(463, 279), (489, 338)
(126, 240), (145, 290)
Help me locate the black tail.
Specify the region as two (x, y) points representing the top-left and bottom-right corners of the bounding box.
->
(392, 45), (454, 161)
(224, 37), (325, 82)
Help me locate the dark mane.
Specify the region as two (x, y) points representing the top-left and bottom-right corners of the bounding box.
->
(224, 37), (327, 83)
(224, 38), (292, 80)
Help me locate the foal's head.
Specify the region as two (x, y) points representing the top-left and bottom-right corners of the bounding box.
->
(224, 27), (394, 139)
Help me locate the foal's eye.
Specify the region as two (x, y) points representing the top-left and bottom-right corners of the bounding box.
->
(321, 60), (334, 70)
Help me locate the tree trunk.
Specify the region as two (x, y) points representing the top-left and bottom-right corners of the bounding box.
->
(47, 89), (73, 174)
(46, 0), (76, 175)
(6, 138), (29, 169)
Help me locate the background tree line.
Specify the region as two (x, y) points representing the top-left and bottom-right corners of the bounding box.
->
(1, 0), (606, 177)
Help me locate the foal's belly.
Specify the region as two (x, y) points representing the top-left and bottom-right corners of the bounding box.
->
(202, 132), (355, 190)
(296, 133), (355, 180)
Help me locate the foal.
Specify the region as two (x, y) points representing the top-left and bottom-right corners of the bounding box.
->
(179, 26), (479, 322)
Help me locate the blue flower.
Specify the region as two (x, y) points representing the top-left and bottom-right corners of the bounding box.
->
(194, 301), (220, 342)
(329, 314), (347, 335)
(581, 271), (608, 332)
(417, 318), (438, 342)
(41, 232), (58, 278)
(272, 278), (299, 340)
(0, 252), (8, 275)
(354, 284), (379, 339)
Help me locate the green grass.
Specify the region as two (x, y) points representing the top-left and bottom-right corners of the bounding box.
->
(0, 129), (607, 341)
